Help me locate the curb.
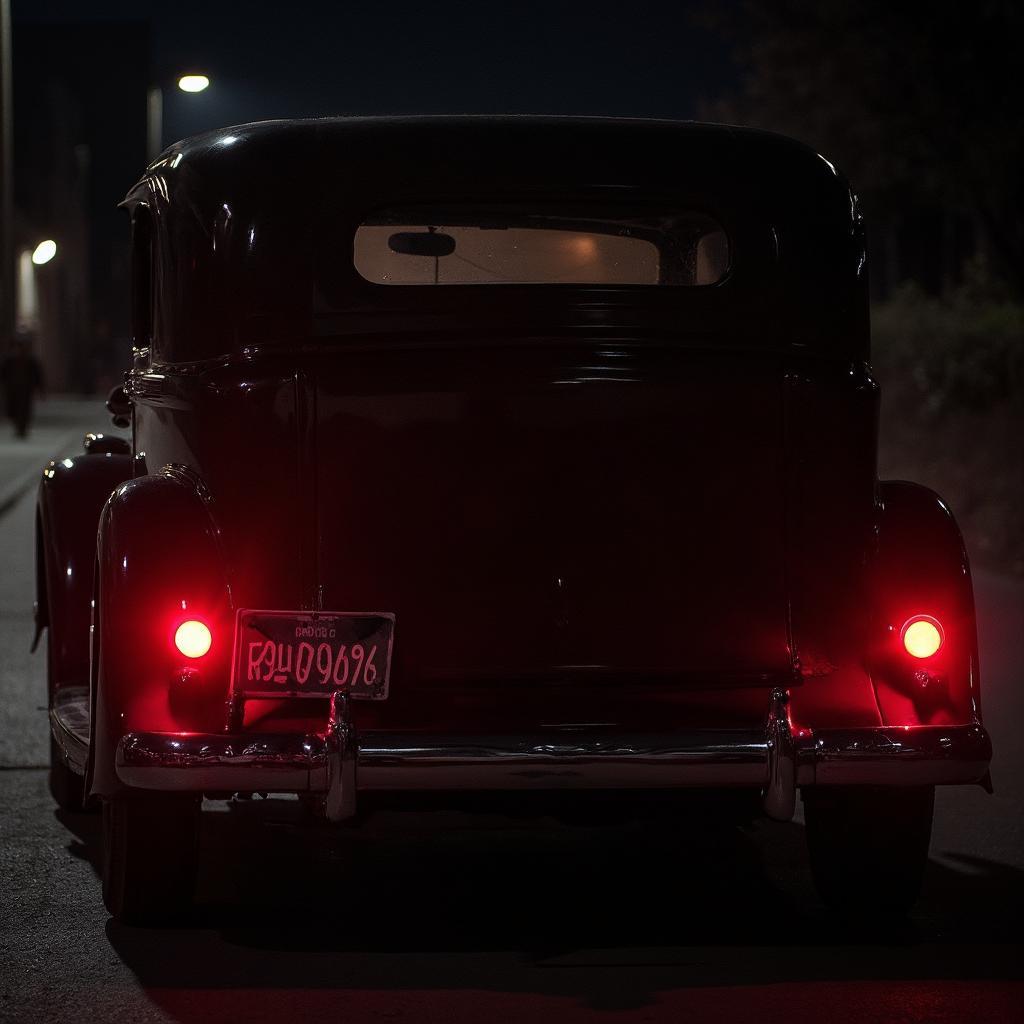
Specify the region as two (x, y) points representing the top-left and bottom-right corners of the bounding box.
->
(0, 462), (45, 518)
(0, 429), (91, 519)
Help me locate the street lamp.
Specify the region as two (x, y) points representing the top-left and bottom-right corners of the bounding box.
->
(177, 74), (210, 93)
(31, 239), (56, 265)
(147, 72), (212, 161)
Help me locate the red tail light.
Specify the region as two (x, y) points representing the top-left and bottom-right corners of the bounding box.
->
(174, 619), (213, 659)
(901, 615), (943, 659)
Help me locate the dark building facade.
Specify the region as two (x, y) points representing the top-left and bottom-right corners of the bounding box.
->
(13, 20), (149, 391)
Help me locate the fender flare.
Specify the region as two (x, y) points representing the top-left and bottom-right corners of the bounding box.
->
(869, 479), (980, 725)
(90, 469), (233, 797)
(36, 452), (133, 697)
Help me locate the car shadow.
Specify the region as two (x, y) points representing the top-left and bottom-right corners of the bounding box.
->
(56, 792), (1024, 1016)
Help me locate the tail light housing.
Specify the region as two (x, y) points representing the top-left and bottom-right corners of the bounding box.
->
(901, 615), (943, 659)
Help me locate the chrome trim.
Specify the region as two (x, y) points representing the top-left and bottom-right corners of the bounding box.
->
(114, 717), (992, 803)
(763, 688), (796, 821)
(83, 432), (131, 456)
(357, 731), (770, 790)
(117, 732), (328, 792)
(324, 690), (356, 821)
(808, 723), (992, 786)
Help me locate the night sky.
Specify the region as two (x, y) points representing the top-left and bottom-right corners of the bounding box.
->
(14, 0), (738, 146)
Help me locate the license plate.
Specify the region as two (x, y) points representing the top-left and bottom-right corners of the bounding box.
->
(233, 609), (395, 700)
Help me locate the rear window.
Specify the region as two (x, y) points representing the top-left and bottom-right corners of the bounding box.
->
(353, 207), (729, 287)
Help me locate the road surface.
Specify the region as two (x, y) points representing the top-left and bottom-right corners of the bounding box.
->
(1, 398), (1021, 1023)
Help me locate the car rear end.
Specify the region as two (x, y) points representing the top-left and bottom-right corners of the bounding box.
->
(100, 117), (991, 920)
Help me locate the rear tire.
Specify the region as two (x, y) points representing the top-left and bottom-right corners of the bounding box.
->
(803, 785), (934, 915)
(102, 795), (201, 924)
(49, 733), (86, 812)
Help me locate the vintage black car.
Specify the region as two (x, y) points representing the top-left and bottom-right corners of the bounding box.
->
(36, 116), (992, 922)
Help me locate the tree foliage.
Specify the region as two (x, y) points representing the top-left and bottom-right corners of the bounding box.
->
(702, 1), (1024, 295)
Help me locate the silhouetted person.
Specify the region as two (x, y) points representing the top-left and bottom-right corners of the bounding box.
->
(1, 339), (45, 439)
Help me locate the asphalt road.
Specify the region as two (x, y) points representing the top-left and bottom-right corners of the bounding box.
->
(1, 398), (1022, 1023)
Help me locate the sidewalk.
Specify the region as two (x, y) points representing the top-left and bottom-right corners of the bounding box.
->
(0, 395), (123, 516)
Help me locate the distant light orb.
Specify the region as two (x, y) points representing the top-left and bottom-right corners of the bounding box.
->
(32, 240), (57, 265)
(177, 74), (210, 93)
(568, 235), (597, 258)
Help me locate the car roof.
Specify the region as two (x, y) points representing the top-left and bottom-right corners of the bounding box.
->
(124, 117), (868, 361)
(128, 115), (850, 213)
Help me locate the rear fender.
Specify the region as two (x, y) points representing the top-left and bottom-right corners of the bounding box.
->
(868, 480), (979, 727)
(36, 451), (133, 697)
(90, 470), (233, 797)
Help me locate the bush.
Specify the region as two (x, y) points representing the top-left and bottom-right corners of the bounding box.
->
(873, 283), (1024, 414)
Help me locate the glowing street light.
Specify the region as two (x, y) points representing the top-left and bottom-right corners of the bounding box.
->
(31, 240), (57, 266)
(177, 74), (210, 93)
(149, 73), (212, 159)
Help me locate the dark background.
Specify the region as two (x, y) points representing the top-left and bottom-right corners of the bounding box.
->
(8, 0), (1023, 576)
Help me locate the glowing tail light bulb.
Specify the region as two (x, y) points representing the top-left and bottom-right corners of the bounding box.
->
(901, 616), (943, 659)
(174, 619), (212, 659)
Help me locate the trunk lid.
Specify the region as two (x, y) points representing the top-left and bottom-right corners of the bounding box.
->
(313, 344), (793, 700)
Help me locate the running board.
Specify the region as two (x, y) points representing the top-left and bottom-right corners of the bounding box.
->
(50, 686), (90, 775)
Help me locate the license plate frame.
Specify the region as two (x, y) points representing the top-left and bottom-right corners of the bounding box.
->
(232, 609), (395, 701)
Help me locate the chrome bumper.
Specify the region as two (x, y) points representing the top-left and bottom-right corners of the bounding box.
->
(115, 690), (992, 823)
